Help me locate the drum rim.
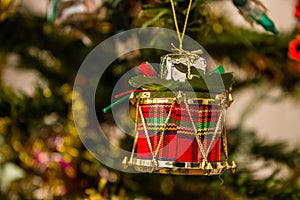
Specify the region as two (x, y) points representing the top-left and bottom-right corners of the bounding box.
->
(123, 157), (237, 175)
(129, 91), (229, 106)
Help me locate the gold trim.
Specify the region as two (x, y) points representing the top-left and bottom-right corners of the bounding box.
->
(123, 157), (237, 175)
(136, 98), (224, 105)
(130, 91), (229, 106)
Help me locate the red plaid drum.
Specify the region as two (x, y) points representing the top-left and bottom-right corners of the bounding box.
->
(123, 91), (237, 175)
(136, 103), (222, 162)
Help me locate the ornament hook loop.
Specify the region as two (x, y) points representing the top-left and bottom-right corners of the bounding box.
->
(171, 43), (203, 56)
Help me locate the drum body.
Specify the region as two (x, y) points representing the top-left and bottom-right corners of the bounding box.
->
(123, 91), (236, 175)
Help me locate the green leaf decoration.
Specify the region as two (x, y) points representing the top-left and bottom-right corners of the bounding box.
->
(185, 73), (234, 92)
(128, 72), (234, 92)
(128, 76), (180, 90)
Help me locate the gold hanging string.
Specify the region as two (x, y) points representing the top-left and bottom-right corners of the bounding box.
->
(170, 0), (193, 54)
(171, 43), (203, 55)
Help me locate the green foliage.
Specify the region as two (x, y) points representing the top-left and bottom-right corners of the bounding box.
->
(128, 72), (233, 92)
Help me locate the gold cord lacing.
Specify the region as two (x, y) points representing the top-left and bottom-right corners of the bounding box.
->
(170, 0), (193, 54)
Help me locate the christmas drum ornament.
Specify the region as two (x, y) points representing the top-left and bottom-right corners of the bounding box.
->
(121, 0), (236, 175)
(122, 49), (236, 175)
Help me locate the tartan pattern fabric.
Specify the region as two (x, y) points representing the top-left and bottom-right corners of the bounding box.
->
(176, 130), (222, 162)
(136, 103), (223, 162)
(137, 124), (177, 160)
(176, 134), (200, 162)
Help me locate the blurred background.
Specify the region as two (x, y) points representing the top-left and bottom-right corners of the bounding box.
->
(0, 0), (300, 199)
